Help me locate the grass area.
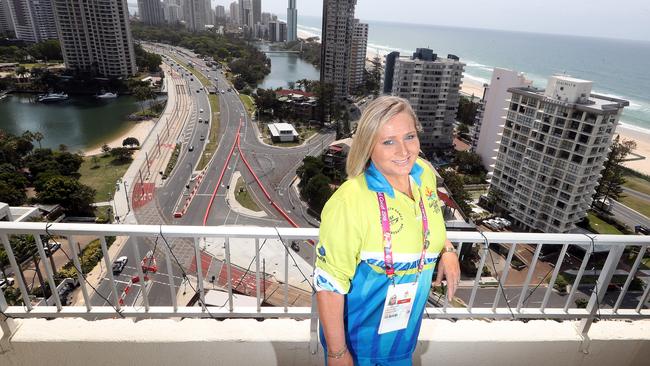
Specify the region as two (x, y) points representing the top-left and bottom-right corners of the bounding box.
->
(623, 174), (650, 196)
(586, 212), (623, 234)
(618, 194), (650, 218)
(21, 62), (64, 69)
(78, 155), (131, 202)
(163, 143), (181, 179)
(239, 94), (256, 116)
(234, 176), (262, 212)
(197, 94), (221, 170)
(169, 55), (211, 86)
(94, 206), (113, 223)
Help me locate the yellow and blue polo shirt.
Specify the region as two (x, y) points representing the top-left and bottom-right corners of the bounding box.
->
(315, 158), (446, 364)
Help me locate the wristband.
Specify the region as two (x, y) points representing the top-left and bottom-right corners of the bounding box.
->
(441, 246), (456, 255)
(327, 346), (348, 359)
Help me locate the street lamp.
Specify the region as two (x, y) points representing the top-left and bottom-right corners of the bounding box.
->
(123, 180), (131, 214)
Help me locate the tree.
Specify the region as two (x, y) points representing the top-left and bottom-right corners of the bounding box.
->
(304, 173), (334, 215)
(593, 135), (637, 204)
(36, 176), (95, 214)
(439, 169), (472, 216)
(14, 66), (27, 80)
(33, 131), (44, 149)
(91, 156), (100, 169)
(101, 144), (111, 156)
(110, 147), (134, 163)
(297, 156), (325, 190)
(0, 181), (27, 205)
(133, 86), (155, 113)
(453, 151), (485, 175)
(456, 96), (479, 125)
(122, 137), (140, 147)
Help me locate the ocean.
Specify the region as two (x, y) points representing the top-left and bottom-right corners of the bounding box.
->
(295, 15), (650, 134)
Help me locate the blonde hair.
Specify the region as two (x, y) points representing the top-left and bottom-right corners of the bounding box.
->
(346, 96), (421, 178)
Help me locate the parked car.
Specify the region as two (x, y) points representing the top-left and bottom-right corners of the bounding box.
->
(0, 276), (15, 290)
(112, 256), (128, 275)
(44, 241), (61, 257)
(635, 225), (649, 235)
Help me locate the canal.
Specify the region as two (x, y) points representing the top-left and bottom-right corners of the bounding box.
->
(0, 93), (144, 152)
(257, 43), (320, 90)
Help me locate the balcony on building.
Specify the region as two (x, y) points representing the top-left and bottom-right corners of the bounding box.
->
(0, 220), (649, 366)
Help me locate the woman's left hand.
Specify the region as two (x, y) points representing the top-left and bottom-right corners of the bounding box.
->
(433, 240), (461, 300)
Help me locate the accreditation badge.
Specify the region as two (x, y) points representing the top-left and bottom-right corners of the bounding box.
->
(378, 281), (418, 334)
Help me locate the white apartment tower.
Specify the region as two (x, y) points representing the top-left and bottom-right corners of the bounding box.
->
(229, 1), (239, 24)
(6, 0), (58, 42)
(163, 0), (182, 23)
(138, 0), (165, 25)
(489, 75), (629, 233)
(320, 0), (357, 101)
(286, 0), (297, 42)
(391, 49), (465, 151)
(472, 68), (532, 175)
(215, 5), (226, 20)
(182, 0), (206, 31)
(349, 19), (368, 93)
(52, 0), (137, 77)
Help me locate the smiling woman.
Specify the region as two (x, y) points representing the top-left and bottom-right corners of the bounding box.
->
(314, 96), (460, 365)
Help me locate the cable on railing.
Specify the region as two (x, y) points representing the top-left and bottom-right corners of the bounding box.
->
(476, 229), (515, 319)
(582, 233), (602, 321)
(44, 222), (124, 318)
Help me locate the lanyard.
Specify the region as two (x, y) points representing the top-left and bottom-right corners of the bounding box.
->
(376, 190), (430, 281)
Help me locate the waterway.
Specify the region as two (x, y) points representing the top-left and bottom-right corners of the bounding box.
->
(0, 93), (143, 152)
(257, 44), (320, 90)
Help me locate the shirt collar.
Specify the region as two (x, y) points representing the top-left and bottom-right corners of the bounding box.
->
(365, 160), (423, 198)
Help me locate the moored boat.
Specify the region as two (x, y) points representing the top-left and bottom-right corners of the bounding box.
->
(37, 92), (69, 103)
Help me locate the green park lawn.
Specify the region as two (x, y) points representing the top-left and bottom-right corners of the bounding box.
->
(234, 177), (261, 212)
(197, 94), (221, 170)
(586, 212), (623, 235)
(239, 94), (256, 116)
(618, 194), (650, 218)
(623, 174), (650, 196)
(78, 155), (131, 202)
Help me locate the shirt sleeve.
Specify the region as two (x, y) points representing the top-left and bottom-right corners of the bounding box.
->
(314, 194), (363, 294)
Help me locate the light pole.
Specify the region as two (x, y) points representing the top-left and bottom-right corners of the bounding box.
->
(123, 180), (131, 214)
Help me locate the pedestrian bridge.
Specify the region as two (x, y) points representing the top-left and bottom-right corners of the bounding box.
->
(1, 222), (649, 365)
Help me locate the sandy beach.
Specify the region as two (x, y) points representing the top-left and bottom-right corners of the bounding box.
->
(616, 125), (650, 175)
(84, 119), (155, 156)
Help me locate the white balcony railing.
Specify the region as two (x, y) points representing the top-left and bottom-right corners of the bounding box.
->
(1, 221), (649, 353)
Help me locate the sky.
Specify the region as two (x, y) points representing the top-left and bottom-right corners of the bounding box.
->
(206, 0), (650, 42)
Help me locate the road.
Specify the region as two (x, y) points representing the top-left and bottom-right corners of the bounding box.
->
(610, 200), (650, 230)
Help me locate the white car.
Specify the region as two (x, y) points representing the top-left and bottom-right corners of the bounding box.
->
(112, 256), (128, 275)
(0, 276), (15, 290)
(199, 108), (204, 113)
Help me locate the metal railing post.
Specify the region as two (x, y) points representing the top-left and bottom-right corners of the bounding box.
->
(577, 244), (625, 352)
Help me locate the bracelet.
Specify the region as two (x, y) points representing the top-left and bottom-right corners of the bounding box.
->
(441, 246), (456, 255)
(327, 346), (348, 359)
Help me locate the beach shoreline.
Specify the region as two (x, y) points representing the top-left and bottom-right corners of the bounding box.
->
(84, 119), (155, 156)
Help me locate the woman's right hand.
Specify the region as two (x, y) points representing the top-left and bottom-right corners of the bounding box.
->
(328, 352), (353, 366)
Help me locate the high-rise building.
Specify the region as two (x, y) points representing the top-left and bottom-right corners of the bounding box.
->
(489, 75), (629, 233)
(279, 21), (287, 42)
(138, 0), (165, 25)
(6, 0), (58, 42)
(163, 0), (182, 23)
(348, 19), (368, 93)
(382, 51), (400, 94)
(215, 5), (226, 20)
(52, 0), (137, 77)
(229, 1), (239, 24)
(390, 49), (465, 151)
(320, 0), (357, 102)
(0, 0), (15, 37)
(241, 0), (253, 27)
(471, 68), (532, 175)
(204, 0), (213, 25)
(261, 11), (270, 26)
(286, 0), (297, 42)
(267, 20), (286, 42)
(182, 0), (205, 31)
(252, 0), (261, 25)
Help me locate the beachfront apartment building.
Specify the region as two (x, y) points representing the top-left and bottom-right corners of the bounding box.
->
(320, 0), (357, 102)
(52, 0), (137, 78)
(489, 75), (629, 233)
(0, 0), (15, 37)
(349, 19), (368, 93)
(6, 0), (58, 42)
(138, 0), (165, 25)
(472, 68), (532, 175)
(389, 48), (465, 152)
(286, 0), (297, 42)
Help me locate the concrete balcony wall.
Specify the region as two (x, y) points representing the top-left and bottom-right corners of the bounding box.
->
(2, 318), (649, 366)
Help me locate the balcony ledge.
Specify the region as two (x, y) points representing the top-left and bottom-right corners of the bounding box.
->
(2, 318), (649, 366)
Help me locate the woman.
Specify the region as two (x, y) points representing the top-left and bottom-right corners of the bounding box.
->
(315, 96), (460, 365)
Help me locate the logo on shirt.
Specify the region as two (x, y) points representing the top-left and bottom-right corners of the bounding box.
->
(317, 245), (327, 263)
(425, 186), (442, 214)
(388, 207), (404, 234)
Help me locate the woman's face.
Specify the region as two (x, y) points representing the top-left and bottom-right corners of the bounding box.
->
(370, 111), (420, 183)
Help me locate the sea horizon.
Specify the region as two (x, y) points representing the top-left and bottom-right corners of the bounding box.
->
(295, 15), (650, 135)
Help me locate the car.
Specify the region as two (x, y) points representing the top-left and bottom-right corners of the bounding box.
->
(220, 89), (225, 94)
(112, 256), (128, 275)
(0, 276), (15, 290)
(635, 225), (649, 235)
(200, 135), (205, 141)
(44, 241), (61, 257)
(199, 108), (204, 113)
(188, 145), (194, 152)
(190, 77), (193, 81)
(198, 117), (203, 123)
(227, 88), (232, 92)
(196, 89), (200, 93)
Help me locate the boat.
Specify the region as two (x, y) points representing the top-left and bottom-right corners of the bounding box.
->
(0, 92), (7, 100)
(37, 92), (69, 103)
(96, 92), (118, 99)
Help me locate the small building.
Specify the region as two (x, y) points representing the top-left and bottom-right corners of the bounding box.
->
(275, 89), (318, 120)
(323, 138), (352, 175)
(268, 122), (298, 142)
